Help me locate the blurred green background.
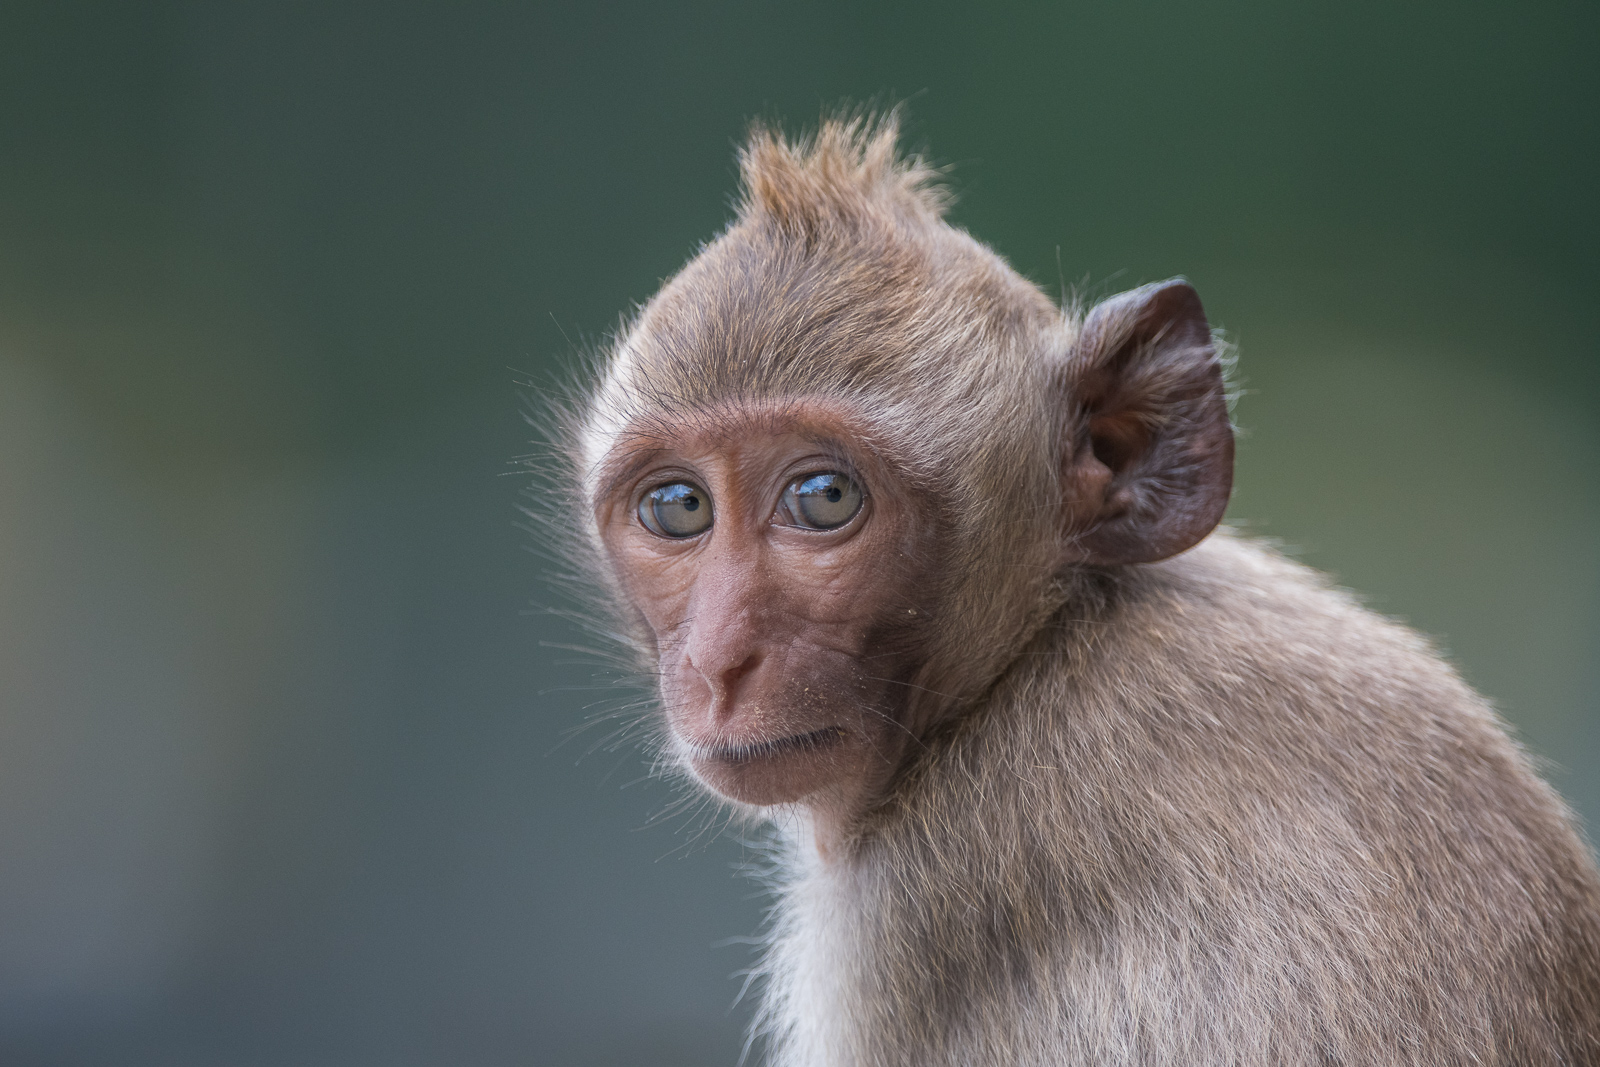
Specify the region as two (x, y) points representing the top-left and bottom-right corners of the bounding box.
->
(0, 1), (1595, 1064)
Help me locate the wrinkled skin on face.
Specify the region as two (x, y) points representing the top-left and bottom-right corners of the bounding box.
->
(594, 402), (939, 831)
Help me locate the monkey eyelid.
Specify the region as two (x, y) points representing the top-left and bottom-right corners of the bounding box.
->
(592, 447), (673, 515)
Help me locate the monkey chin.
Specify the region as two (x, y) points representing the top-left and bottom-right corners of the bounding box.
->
(678, 726), (863, 809)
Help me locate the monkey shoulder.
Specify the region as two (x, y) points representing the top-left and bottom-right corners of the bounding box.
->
(1063, 531), (1564, 816)
(953, 529), (1596, 898)
(1094, 528), (1499, 741)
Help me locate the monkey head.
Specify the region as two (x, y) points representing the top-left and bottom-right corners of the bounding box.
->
(573, 115), (1233, 838)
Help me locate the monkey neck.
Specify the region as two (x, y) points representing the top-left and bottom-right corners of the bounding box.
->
(780, 566), (1109, 861)
(753, 560), (1140, 1065)
(840, 562), (1117, 844)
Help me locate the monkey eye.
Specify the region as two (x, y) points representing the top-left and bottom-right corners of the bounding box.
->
(779, 471), (864, 530)
(638, 482), (713, 538)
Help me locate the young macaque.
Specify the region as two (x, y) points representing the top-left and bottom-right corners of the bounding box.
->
(558, 112), (1600, 1065)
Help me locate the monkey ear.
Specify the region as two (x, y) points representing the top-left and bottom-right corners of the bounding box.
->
(1060, 279), (1234, 566)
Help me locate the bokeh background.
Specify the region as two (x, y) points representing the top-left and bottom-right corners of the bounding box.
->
(1, 1), (1596, 1064)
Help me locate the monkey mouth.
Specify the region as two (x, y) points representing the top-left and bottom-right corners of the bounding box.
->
(687, 726), (847, 765)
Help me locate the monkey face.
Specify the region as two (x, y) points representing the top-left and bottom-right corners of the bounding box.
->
(594, 401), (936, 821)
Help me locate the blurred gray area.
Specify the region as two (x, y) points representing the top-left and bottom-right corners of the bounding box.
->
(0, 1), (1595, 1064)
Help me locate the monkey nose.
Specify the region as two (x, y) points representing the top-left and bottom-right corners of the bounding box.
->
(695, 652), (762, 714)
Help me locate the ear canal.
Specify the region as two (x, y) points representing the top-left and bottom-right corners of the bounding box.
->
(1063, 279), (1234, 566)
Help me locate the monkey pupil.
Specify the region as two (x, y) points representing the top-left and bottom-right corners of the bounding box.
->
(683, 496), (699, 511)
(826, 487), (841, 502)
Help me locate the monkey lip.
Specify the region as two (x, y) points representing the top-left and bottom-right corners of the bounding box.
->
(679, 723), (869, 807)
(685, 726), (848, 766)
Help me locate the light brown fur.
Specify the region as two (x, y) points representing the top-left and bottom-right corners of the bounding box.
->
(756, 535), (1600, 1065)
(562, 111), (1600, 1065)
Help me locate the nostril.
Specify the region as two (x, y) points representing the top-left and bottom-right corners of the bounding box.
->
(719, 653), (760, 695)
(687, 649), (762, 711)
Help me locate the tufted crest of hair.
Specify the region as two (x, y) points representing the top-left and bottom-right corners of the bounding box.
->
(586, 107), (1061, 421)
(737, 110), (953, 236)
